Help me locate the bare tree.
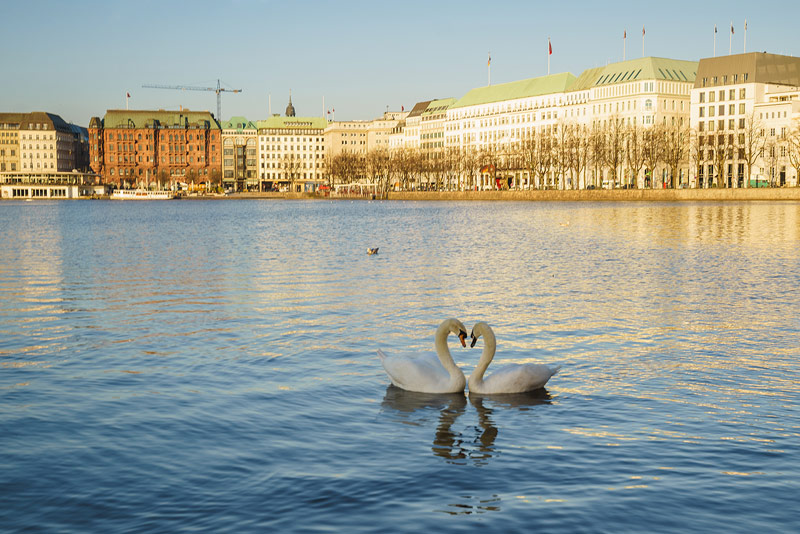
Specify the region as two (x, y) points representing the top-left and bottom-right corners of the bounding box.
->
(642, 124), (666, 188)
(688, 129), (705, 188)
(741, 112), (766, 188)
(601, 115), (625, 188)
(588, 125), (606, 188)
(786, 120), (800, 187)
(624, 123), (646, 189)
(663, 122), (689, 188)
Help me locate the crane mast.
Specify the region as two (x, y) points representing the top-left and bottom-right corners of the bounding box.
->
(142, 79), (242, 121)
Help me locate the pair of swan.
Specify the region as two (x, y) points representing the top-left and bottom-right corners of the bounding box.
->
(377, 318), (560, 395)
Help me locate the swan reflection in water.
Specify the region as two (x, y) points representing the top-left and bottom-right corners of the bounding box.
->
(381, 385), (553, 515)
(380, 385), (553, 465)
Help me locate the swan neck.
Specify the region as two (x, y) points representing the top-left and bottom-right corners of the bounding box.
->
(469, 326), (496, 389)
(434, 321), (462, 379)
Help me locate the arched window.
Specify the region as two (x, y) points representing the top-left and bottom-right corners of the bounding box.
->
(645, 99), (653, 111)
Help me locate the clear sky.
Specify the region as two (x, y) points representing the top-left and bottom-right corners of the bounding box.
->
(2, 0), (796, 126)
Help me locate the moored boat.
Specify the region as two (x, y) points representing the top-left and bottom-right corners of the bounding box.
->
(110, 189), (175, 200)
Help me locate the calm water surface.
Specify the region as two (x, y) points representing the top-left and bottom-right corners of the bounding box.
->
(1, 199), (799, 533)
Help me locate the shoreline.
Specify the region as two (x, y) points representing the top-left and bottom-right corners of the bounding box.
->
(226, 188), (800, 202)
(5, 188), (800, 202)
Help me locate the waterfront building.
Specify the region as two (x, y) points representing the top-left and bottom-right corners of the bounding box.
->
(399, 100), (432, 149)
(690, 52), (800, 187)
(0, 113), (22, 173)
(326, 111), (404, 159)
(566, 57), (698, 188)
(445, 73), (576, 189)
(0, 112), (88, 175)
(220, 117), (258, 192)
(257, 113), (327, 192)
(88, 109), (221, 189)
(0, 170), (105, 199)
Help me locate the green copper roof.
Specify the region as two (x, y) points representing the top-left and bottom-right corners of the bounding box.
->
(256, 116), (328, 130)
(421, 98), (456, 116)
(102, 109), (220, 129)
(569, 57), (698, 91)
(451, 72), (577, 109)
(221, 116), (256, 130)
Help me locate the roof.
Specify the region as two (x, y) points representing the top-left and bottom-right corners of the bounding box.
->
(569, 57), (698, 92)
(221, 116), (257, 130)
(406, 100), (433, 118)
(101, 109), (220, 129)
(256, 116), (328, 130)
(19, 112), (73, 132)
(421, 98), (456, 117)
(0, 113), (25, 128)
(451, 72), (577, 109)
(694, 52), (800, 88)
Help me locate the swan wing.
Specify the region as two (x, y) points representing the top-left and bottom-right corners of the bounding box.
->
(480, 363), (558, 394)
(378, 350), (453, 393)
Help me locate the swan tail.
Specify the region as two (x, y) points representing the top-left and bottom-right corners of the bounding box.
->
(550, 365), (562, 376)
(377, 348), (388, 363)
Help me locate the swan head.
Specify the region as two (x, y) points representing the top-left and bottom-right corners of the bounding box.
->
(469, 321), (491, 348)
(443, 318), (469, 347)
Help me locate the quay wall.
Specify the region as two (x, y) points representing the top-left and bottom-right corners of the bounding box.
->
(385, 188), (800, 202)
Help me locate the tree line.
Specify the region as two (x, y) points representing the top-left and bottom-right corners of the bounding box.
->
(327, 114), (800, 194)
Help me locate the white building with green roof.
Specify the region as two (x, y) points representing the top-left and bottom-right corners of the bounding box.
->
(257, 115), (328, 192)
(565, 56), (697, 130)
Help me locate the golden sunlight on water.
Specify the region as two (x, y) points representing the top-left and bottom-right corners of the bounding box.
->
(1, 200), (798, 533)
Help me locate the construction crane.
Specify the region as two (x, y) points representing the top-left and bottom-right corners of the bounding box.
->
(142, 79), (242, 121)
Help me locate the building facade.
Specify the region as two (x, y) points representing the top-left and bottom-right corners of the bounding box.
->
(221, 117), (258, 192)
(690, 52), (800, 187)
(1, 112), (88, 175)
(88, 109), (221, 189)
(257, 115), (327, 192)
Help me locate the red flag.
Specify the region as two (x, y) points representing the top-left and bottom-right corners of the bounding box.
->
(642, 26), (645, 36)
(126, 92), (131, 98)
(401, 105), (404, 112)
(731, 23), (734, 34)
(488, 53), (491, 67)
(548, 39), (552, 55)
(624, 29), (626, 39)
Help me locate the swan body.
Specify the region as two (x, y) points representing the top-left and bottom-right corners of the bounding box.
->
(468, 322), (560, 395)
(378, 318), (468, 394)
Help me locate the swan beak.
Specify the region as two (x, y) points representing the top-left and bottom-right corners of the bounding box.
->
(470, 334), (478, 348)
(458, 331), (468, 347)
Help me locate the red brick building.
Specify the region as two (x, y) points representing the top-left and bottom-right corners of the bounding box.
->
(88, 109), (222, 188)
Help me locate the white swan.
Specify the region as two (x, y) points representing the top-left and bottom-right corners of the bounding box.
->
(468, 322), (560, 395)
(377, 318), (468, 394)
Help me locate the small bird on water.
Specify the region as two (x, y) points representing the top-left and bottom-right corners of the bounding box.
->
(367, 247), (379, 255)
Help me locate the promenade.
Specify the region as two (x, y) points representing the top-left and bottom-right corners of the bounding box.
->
(219, 188), (800, 202)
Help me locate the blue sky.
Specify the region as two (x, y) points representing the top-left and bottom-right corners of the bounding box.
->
(2, 0), (796, 125)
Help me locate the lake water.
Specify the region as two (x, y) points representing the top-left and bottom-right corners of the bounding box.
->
(1, 199), (799, 533)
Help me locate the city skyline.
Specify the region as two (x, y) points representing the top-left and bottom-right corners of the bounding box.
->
(2, 0), (796, 125)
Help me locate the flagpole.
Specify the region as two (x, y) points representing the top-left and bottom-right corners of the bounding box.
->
(642, 26), (645, 57)
(623, 30), (626, 61)
(126, 92), (129, 110)
(744, 19), (747, 53)
(729, 21), (733, 55)
(547, 38), (550, 75)
(488, 52), (491, 86)
(714, 25), (717, 57)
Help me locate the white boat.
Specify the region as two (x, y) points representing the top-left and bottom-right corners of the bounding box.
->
(110, 189), (175, 200)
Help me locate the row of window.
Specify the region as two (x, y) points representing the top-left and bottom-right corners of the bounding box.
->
(699, 103), (747, 117)
(108, 167), (210, 176)
(699, 88), (747, 103)
(700, 73), (749, 87)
